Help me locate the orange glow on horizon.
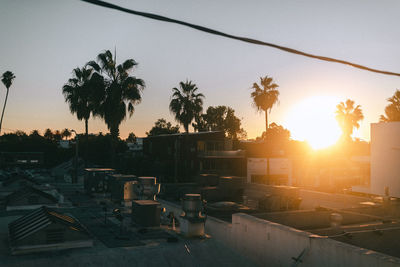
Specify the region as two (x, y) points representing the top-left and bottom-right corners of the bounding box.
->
(284, 96), (342, 150)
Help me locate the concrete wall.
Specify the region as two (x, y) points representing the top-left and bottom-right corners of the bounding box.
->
(232, 213), (400, 267)
(370, 122), (400, 197)
(159, 199), (400, 266)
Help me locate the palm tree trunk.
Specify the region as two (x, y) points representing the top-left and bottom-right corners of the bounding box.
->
(0, 88), (10, 135)
(265, 110), (269, 183)
(85, 119), (89, 137)
(84, 119), (89, 167)
(110, 125), (119, 168)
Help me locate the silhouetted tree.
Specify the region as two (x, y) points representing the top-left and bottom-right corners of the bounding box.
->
(0, 71), (16, 135)
(258, 123), (291, 143)
(53, 130), (62, 142)
(335, 99), (364, 142)
(192, 114), (208, 132)
(62, 66), (103, 138)
(61, 128), (72, 140)
(193, 106), (246, 139)
(250, 76), (279, 132)
(87, 50), (144, 138)
(146, 118), (180, 136)
(29, 130), (41, 138)
(169, 80), (204, 133)
(126, 132), (137, 143)
(14, 130), (27, 137)
(380, 90), (400, 122)
(44, 128), (54, 140)
(0, 130), (74, 168)
(87, 50), (145, 166)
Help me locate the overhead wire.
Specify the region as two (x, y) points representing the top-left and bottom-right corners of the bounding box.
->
(81, 0), (400, 77)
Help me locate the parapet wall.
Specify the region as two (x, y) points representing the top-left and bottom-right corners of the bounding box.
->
(232, 213), (400, 267)
(159, 199), (400, 267)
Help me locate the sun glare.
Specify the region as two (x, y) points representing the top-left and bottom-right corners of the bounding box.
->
(284, 96), (341, 150)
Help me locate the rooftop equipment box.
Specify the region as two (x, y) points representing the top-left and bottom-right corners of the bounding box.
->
(131, 200), (160, 227)
(84, 168), (115, 194)
(108, 174), (137, 202)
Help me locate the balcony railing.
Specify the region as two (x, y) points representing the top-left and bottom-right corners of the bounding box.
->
(197, 150), (245, 158)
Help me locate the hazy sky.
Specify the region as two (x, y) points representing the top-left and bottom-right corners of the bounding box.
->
(0, 0), (399, 140)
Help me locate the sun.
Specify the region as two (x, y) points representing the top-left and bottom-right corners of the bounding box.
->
(284, 96), (341, 150)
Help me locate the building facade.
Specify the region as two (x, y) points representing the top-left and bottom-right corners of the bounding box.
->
(143, 131), (246, 182)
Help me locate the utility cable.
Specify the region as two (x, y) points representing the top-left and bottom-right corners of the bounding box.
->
(81, 0), (400, 77)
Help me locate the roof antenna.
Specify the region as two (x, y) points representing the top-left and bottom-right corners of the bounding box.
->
(114, 45), (117, 63)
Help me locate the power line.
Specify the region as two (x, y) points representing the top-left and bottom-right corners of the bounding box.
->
(81, 0), (400, 77)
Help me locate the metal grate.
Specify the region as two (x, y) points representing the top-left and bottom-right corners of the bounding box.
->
(46, 228), (65, 244)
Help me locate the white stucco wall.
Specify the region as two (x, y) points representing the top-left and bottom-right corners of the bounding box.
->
(371, 122), (400, 197)
(247, 158), (292, 185)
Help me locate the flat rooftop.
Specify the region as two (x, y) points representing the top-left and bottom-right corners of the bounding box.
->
(0, 209), (256, 267)
(250, 204), (400, 259)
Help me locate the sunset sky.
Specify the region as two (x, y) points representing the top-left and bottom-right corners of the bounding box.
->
(0, 0), (399, 142)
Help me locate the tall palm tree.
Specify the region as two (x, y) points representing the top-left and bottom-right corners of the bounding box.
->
(87, 50), (145, 140)
(380, 90), (400, 122)
(169, 80), (204, 133)
(335, 99), (364, 141)
(250, 76), (280, 132)
(62, 66), (103, 138)
(0, 71), (16, 135)
(87, 50), (144, 167)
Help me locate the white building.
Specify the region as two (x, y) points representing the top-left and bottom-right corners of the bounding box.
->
(370, 122), (400, 197)
(247, 157), (292, 185)
(353, 122), (400, 197)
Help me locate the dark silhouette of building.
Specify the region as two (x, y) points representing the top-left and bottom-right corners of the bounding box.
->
(0, 152), (44, 168)
(143, 131), (245, 182)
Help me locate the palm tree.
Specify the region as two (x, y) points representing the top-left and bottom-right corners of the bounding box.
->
(380, 90), (400, 122)
(169, 80), (204, 133)
(61, 128), (72, 140)
(0, 71), (16, 135)
(62, 66), (103, 138)
(87, 50), (145, 140)
(335, 99), (364, 141)
(87, 50), (145, 166)
(126, 132), (136, 143)
(250, 76), (280, 132)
